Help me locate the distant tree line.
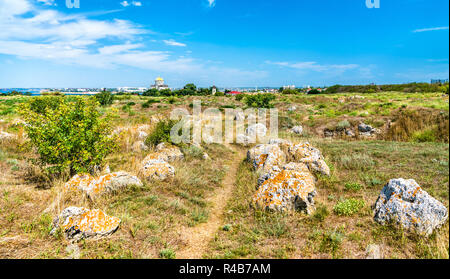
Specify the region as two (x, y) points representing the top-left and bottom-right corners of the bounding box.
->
(324, 82), (449, 94)
(0, 90), (32, 96)
(143, 83), (221, 97)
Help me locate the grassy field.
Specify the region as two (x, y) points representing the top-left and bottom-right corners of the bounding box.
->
(0, 91), (448, 259)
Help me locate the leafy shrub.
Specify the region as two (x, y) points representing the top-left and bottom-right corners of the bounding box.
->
(235, 94), (245, 101)
(411, 128), (437, 143)
(244, 94), (276, 108)
(333, 198), (365, 216)
(19, 96), (116, 176)
(319, 231), (343, 254)
(127, 102), (136, 106)
(145, 120), (177, 147)
(94, 91), (114, 106)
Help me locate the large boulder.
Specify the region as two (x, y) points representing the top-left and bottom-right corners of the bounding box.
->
(64, 172), (143, 197)
(151, 144), (184, 162)
(287, 143), (330, 176)
(51, 207), (120, 241)
(90, 172), (143, 196)
(373, 178), (448, 236)
(253, 169), (317, 214)
(247, 144), (286, 174)
(257, 162), (311, 188)
(142, 159), (175, 180)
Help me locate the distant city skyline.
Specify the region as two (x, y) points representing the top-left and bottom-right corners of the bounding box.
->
(0, 0), (448, 88)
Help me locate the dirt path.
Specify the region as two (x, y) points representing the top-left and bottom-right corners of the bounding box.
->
(176, 145), (244, 259)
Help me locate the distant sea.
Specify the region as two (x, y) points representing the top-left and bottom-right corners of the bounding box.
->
(0, 89), (98, 96)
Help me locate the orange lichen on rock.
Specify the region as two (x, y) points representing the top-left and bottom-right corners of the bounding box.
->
(53, 207), (121, 241)
(64, 174), (95, 193)
(253, 169), (316, 213)
(64, 172), (142, 198)
(141, 159), (175, 180)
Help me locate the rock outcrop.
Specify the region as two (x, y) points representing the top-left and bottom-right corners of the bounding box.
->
(247, 144), (286, 174)
(51, 207), (120, 241)
(373, 178), (448, 236)
(253, 169), (317, 214)
(287, 143), (330, 176)
(65, 172), (143, 197)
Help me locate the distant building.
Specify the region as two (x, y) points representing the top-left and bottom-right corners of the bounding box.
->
(283, 85), (296, 90)
(431, 79), (449, 85)
(150, 77), (169, 91)
(226, 91), (243, 95)
(212, 86), (217, 95)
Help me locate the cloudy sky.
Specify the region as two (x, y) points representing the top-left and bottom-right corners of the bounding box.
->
(0, 0), (448, 88)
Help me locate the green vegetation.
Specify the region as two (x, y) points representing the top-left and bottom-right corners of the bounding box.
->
(94, 91), (114, 106)
(244, 94), (276, 108)
(144, 120), (177, 147)
(333, 199), (366, 216)
(19, 96), (116, 176)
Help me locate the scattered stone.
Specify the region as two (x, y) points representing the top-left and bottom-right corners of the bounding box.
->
(52, 207), (121, 241)
(324, 129), (334, 138)
(152, 144), (184, 162)
(290, 125), (303, 135)
(365, 244), (382, 259)
(358, 123), (373, 133)
(138, 131), (148, 140)
(345, 130), (355, 137)
(132, 140), (149, 152)
(142, 159), (175, 180)
(373, 178), (448, 236)
(288, 106), (297, 112)
(246, 123), (267, 138)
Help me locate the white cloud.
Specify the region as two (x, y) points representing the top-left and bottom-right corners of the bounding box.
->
(163, 39), (187, 47)
(207, 0), (216, 7)
(36, 0), (56, 6)
(120, 1), (142, 7)
(0, 0), (266, 85)
(413, 26), (449, 33)
(266, 61), (359, 72)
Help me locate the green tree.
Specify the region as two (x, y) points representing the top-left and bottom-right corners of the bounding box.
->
(19, 96), (117, 177)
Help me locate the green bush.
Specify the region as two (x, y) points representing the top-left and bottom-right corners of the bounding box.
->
(145, 120), (177, 147)
(19, 96), (116, 176)
(333, 198), (365, 216)
(411, 128), (437, 143)
(244, 94), (276, 108)
(94, 91), (114, 106)
(235, 94), (245, 101)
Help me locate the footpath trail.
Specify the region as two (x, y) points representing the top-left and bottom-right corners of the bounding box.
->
(176, 145), (245, 259)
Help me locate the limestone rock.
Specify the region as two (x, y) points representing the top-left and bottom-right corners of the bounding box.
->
(138, 131), (148, 140)
(247, 144), (286, 174)
(287, 142), (330, 176)
(52, 207), (120, 241)
(290, 125), (303, 135)
(64, 172), (143, 197)
(253, 169), (316, 214)
(142, 159), (175, 180)
(132, 140), (149, 152)
(246, 123), (267, 138)
(151, 144), (184, 162)
(373, 178), (448, 236)
(288, 106), (297, 112)
(90, 172), (143, 196)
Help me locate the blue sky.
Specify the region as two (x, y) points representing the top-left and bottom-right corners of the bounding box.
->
(0, 0), (448, 88)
